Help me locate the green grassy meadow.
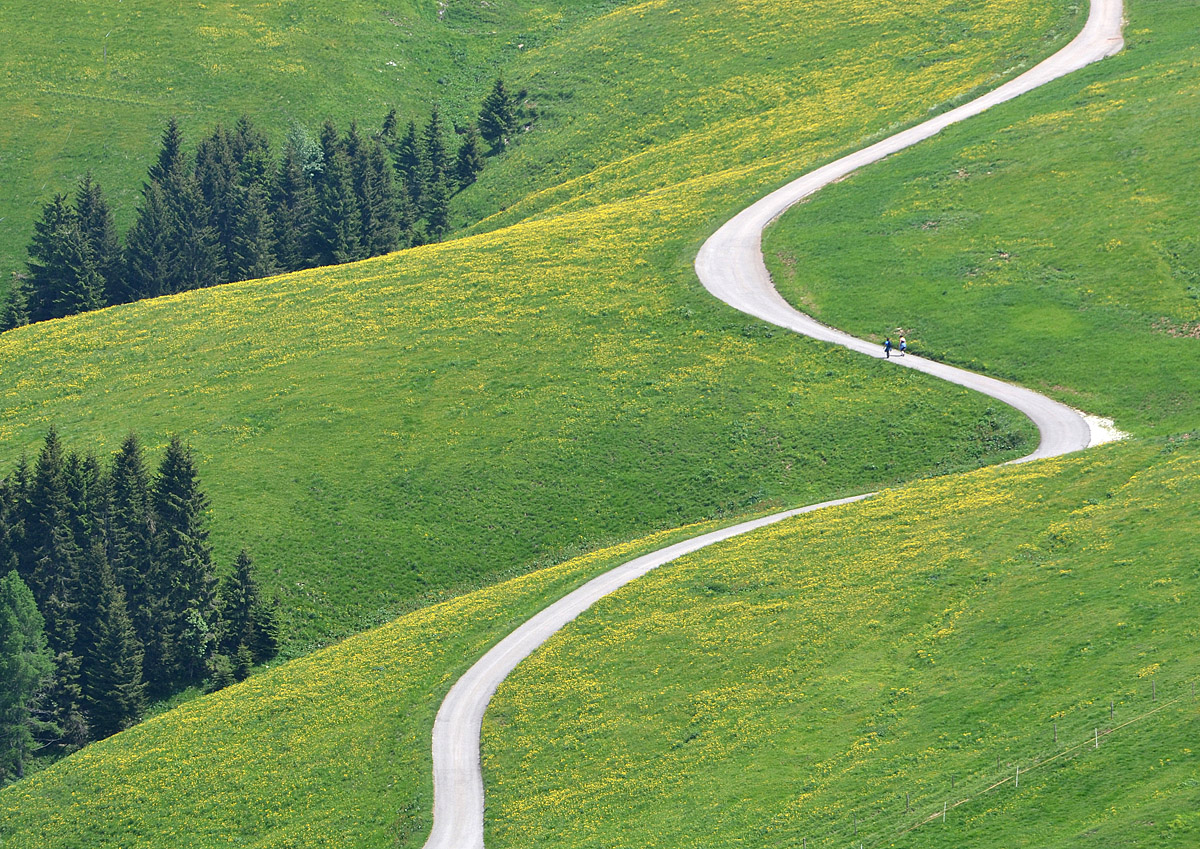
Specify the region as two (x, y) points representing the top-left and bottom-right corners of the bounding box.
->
(0, 520), (739, 846)
(765, 0), (1200, 437)
(0, 0), (1075, 652)
(6, 0), (1199, 845)
(482, 438), (1200, 848)
(0, 0), (618, 288)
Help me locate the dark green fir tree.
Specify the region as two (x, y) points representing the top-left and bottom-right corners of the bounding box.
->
(479, 76), (517, 152)
(0, 570), (55, 782)
(152, 437), (217, 687)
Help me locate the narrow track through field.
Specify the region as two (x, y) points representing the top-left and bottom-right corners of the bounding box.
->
(423, 3), (1124, 846)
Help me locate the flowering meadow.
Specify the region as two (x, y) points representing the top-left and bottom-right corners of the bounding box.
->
(0, 0), (1072, 652)
(4, 0), (1174, 844)
(0, 0), (609, 281)
(483, 438), (1200, 847)
(766, 0), (1200, 437)
(0, 521), (729, 846)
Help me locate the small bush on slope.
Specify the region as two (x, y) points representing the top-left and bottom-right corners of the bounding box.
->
(766, 0), (1200, 436)
(482, 437), (1200, 848)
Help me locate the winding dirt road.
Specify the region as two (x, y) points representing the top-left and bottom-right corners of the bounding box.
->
(422, 2), (1124, 846)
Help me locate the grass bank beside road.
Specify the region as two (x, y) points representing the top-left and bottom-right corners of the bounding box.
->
(0, 0), (1071, 652)
(766, 0), (1200, 437)
(482, 437), (1200, 848)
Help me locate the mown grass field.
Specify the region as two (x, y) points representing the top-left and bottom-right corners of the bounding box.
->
(0, 0), (619, 289)
(765, 0), (1200, 437)
(482, 437), (1200, 847)
(0, 0), (1075, 653)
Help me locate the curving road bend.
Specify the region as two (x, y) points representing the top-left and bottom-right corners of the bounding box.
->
(423, 2), (1124, 847)
(697, 0), (1124, 462)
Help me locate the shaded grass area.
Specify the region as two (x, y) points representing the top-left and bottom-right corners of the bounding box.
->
(482, 436), (1200, 848)
(0, 0), (620, 287)
(0, 520), (740, 847)
(765, 0), (1200, 437)
(0, 0), (1073, 654)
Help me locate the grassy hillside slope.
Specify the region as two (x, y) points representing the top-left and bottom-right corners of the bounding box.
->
(0, 0), (1075, 652)
(475, 2), (1200, 844)
(0, 519), (735, 846)
(765, 0), (1200, 437)
(0, 0), (617, 286)
(483, 438), (1200, 847)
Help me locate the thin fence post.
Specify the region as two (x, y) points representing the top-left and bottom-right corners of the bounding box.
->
(943, 801), (947, 823)
(906, 791), (910, 813)
(1110, 699), (1114, 722)
(1153, 680), (1156, 701)
(1095, 727), (1099, 749)
(1015, 764), (1019, 789)
(1054, 719), (1057, 744)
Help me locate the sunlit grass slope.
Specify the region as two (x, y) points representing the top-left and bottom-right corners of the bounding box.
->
(0, 520), (734, 847)
(0, 0), (617, 284)
(482, 436), (1200, 848)
(459, 0), (1080, 231)
(0, 0), (1075, 652)
(766, 0), (1200, 436)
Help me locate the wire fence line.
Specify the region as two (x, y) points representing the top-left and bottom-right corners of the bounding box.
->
(782, 673), (1199, 847)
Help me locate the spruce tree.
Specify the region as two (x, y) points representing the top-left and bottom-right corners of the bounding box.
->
(123, 180), (174, 301)
(422, 177), (452, 243)
(272, 144), (317, 273)
(0, 458), (32, 582)
(25, 429), (88, 749)
(369, 138), (401, 255)
(166, 166), (226, 292)
(25, 194), (104, 323)
(217, 549), (278, 664)
(195, 124), (239, 273)
(394, 173), (416, 248)
(1, 276), (31, 330)
(231, 115), (273, 190)
(0, 570), (55, 782)
(231, 181), (279, 281)
(479, 76), (517, 152)
(25, 428), (82, 644)
(78, 552), (144, 739)
(74, 173), (123, 306)
(107, 434), (160, 684)
(142, 118), (225, 295)
(380, 108), (399, 143)
(312, 121), (364, 265)
(394, 120), (423, 207)
(419, 108), (453, 240)
(354, 135), (400, 257)
(50, 224), (106, 318)
(455, 126), (485, 188)
(152, 437), (217, 686)
(148, 117), (187, 187)
(422, 107), (450, 188)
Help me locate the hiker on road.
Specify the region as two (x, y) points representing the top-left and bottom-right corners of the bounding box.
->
(899, 335), (907, 356)
(884, 337), (892, 358)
